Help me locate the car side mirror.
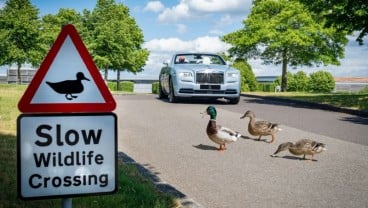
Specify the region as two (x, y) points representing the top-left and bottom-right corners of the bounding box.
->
(163, 60), (170, 66)
(226, 61), (233, 67)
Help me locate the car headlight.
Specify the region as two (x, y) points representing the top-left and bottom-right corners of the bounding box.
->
(179, 72), (193, 77)
(178, 72), (193, 82)
(227, 72), (239, 78)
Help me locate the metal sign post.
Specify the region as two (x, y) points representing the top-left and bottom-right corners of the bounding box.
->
(62, 198), (72, 208)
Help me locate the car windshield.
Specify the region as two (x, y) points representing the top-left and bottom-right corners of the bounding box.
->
(174, 54), (226, 65)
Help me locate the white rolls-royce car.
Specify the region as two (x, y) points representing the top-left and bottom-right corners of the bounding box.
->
(158, 53), (241, 104)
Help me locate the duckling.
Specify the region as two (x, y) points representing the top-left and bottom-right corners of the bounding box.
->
(271, 139), (327, 161)
(202, 106), (241, 151)
(240, 110), (281, 143)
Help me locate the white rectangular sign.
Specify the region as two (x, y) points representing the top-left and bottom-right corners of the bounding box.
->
(17, 113), (117, 199)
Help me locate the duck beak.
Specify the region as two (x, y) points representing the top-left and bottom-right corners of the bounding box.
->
(240, 114), (246, 119)
(84, 77), (90, 81)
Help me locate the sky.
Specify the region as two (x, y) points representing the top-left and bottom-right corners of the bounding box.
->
(1, 0), (367, 79)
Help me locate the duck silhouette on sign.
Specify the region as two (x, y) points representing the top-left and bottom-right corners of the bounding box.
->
(46, 72), (90, 100)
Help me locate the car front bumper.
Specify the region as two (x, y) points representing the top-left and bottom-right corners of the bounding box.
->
(174, 81), (240, 98)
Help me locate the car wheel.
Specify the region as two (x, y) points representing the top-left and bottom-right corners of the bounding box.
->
(228, 96), (240, 104)
(168, 78), (178, 103)
(158, 82), (167, 99)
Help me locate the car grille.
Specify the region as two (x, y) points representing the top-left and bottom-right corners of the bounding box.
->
(196, 72), (224, 84)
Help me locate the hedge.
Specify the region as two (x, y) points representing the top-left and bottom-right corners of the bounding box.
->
(107, 81), (134, 92)
(152, 82), (159, 94)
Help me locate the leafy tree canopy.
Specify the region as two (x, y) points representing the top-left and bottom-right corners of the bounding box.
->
(299, 0), (368, 45)
(41, 8), (83, 48)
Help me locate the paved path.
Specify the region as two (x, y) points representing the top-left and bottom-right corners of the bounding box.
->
(115, 94), (368, 208)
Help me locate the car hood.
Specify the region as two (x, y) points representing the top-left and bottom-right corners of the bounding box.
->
(174, 64), (234, 72)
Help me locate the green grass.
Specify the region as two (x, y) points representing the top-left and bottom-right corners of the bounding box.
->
(0, 84), (25, 134)
(0, 84), (179, 208)
(246, 92), (368, 111)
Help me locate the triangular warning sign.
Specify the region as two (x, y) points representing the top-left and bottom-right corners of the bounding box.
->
(18, 24), (116, 113)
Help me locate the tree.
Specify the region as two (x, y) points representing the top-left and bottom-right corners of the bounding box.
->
(0, 0), (43, 84)
(222, 0), (348, 92)
(299, 0), (368, 45)
(88, 0), (149, 88)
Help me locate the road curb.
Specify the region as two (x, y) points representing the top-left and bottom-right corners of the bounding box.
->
(117, 152), (204, 208)
(241, 93), (368, 117)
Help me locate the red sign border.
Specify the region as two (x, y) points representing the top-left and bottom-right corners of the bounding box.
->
(18, 24), (116, 113)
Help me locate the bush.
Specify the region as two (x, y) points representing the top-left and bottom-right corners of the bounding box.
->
(358, 86), (368, 94)
(275, 71), (309, 92)
(286, 72), (296, 91)
(308, 71), (335, 93)
(257, 83), (277, 92)
(232, 59), (258, 92)
(107, 81), (134, 92)
(242, 83), (250, 92)
(152, 82), (159, 94)
(119, 81), (134, 92)
(107, 82), (117, 91)
(293, 71), (309, 92)
(288, 71), (309, 92)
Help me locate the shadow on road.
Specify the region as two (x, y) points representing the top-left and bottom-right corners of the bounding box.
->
(339, 116), (368, 125)
(240, 135), (271, 143)
(270, 155), (318, 161)
(193, 144), (218, 151)
(156, 97), (231, 105)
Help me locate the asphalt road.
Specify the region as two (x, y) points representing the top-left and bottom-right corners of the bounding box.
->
(115, 94), (368, 208)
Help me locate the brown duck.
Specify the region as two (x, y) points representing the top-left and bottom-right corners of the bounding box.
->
(271, 139), (327, 161)
(240, 110), (281, 143)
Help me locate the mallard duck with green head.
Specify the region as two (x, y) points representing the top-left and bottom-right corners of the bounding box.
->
(202, 106), (241, 151)
(240, 110), (281, 143)
(271, 139), (327, 161)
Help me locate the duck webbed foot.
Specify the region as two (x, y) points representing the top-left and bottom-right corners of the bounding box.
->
(218, 144), (227, 151)
(65, 94), (78, 100)
(268, 135), (275, 143)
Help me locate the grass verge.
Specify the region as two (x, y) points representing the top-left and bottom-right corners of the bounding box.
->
(245, 92), (368, 111)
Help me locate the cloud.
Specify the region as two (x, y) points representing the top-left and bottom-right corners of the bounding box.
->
(158, 3), (190, 22)
(143, 1), (165, 13)
(218, 14), (233, 25)
(209, 29), (224, 35)
(157, 0), (251, 22)
(144, 36), (230, 53)
(144, 38), (193, 52)
(186, 0), (251, 13)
